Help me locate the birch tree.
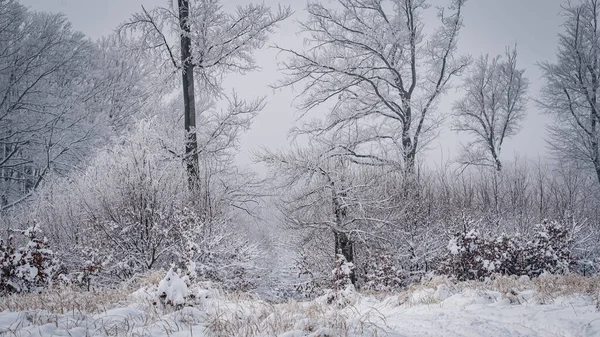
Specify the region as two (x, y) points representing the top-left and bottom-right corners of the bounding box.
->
(540, 0), (600, 186)
(275, 0), (470, 174)
(121, 0), (291, 185)
(452, 47), (529, 171)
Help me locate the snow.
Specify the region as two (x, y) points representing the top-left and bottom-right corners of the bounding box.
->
(383, 296), (599, 336)
(0, 282), (598, 337)
(448, 237), (461, 255)
(157, 268), (188, 306)
(434, 284), (451, 300)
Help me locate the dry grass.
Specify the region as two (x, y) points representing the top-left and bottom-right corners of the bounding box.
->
(198, 291), (389, 337)
(0, 273), (598, 336)
(395, 273), (600, 306)
(533, 273), (600, 305)
(0, 285), (128, 315)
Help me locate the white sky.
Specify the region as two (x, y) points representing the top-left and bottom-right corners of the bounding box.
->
(19, 0), (565, 170)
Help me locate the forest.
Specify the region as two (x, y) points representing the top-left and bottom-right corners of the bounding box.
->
(0, 0), (600, 336)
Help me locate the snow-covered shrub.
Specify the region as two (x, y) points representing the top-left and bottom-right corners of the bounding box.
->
(70, 247), (106, 291)
(440, 230), (523, 280)
(332, 253), (354, 292)
(524, 220), (574, 276)
(0, 227), (60, 294)
(17, 116), (262, 290)
(440, 221), (575, 280)
(292, 251), (329, 298)
(440, 229), (489, 280)
(481, 234), (523, 276)
(360, 249), (404, 290)
(318, 254), (357, 307)
(186, 236), (261, 292)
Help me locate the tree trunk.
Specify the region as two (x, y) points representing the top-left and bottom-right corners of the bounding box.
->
(334, 230), (356, 285)
(178, 0), (198, 187)
(402, 124), (416, 175)
(332, 184), (356, 285)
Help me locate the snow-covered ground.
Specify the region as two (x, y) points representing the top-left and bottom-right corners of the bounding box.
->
(1, 276), (599, 336)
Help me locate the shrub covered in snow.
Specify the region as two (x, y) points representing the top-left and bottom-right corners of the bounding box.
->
(0, 227), (60, 294)
(523, 220), (574, 276)
(72, 247), (105, 291)
(440, 221), (575, 280)
(291, 250), (330, 298)
(440, 229), (491, 281)
(15, 118), (263, 291)
(360, 249), (404, 290)
(319, 254), (358, 307)
(179, 237), (261, 292)
(332, 253), (354, 291)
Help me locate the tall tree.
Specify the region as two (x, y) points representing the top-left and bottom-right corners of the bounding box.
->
(92, 34), (159, 135)
(121, 0), (291, 186)
(178, 0), (198, 183)
(540, 0), (600, 186)
(0, 1), (99, 208)
(275, 0), (470, 174)
(452, 46), (529, 171)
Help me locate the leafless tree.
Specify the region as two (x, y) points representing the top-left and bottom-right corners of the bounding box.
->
(453, 46), (529, 171)
(275, 0), (470, 174)
(92, 34), (160, 136)
(120, 0), (291, 185)
(540, 0), (600, 186)
(259, 126), (425, 285)
(260, 142), (358, 284)
(0, 1), (98, 208)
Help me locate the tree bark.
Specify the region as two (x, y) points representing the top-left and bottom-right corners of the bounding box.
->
(333, 186), (355, 285)
(334, 230), (355, 285)
(178, 0), (198, 187)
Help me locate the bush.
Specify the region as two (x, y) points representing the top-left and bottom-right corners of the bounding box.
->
(332, 253), (354, 291)
(0, 227), (60, 294)
(19, 118), (262, 291)
(439, 221), (574, 280)
(524, 221), (574, 276)
(439, 229), (493, 281)
(360, 249), (404, 290)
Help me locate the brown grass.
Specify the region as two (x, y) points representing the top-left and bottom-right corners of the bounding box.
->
(0, 286), (128, 315)
(0, 273), (597, 336)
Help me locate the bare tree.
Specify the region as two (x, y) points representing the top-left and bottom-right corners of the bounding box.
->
(0, 1), (98, 208)
(121, 0), (291, 185)
(92, 34), (160, 135)
(452, 46), (529, 171)
(178, 0), (198, 185)
(540, 0), (600, 186)
(275, 0), (470, 174)
(260, 143), (357, 284)
(259, 127), (416, 286)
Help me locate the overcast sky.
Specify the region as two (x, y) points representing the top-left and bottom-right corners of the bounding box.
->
(19, 0), (566, 170)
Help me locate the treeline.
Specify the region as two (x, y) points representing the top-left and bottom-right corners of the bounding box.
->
(264, 154), (600, 295)
(2, 0), (600, 299)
